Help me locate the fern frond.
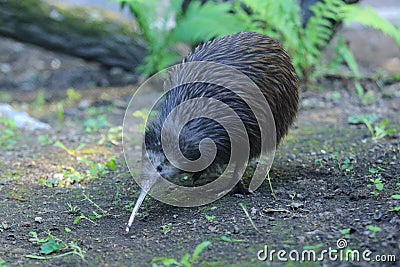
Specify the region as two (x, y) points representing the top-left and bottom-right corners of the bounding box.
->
(295, 0), (344, 79)
(116, 0), (159, 43)
(240, 0), (266, 17)
(304, 0), (344, 55)
(171, 1), (244, 43)
(239, 0), (302, 59)
(341, 5), (400, 46)
(335, 36), (361, 78)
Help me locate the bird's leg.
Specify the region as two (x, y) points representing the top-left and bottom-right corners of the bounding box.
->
(232, 179), (249, 194)
(231, 162), (251, 195)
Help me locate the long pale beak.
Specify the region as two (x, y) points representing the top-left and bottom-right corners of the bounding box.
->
(125, 189), (148, 233)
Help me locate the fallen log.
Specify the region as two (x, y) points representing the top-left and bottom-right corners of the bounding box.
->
(0, 0), (147, 71)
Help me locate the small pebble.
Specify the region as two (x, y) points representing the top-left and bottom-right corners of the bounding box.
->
(290, 202), (304, 209)
(389, 217), (400, 224)
(21, 222), (31, 227)
(1, 221), (9, 230)
(208, 226), (217, 232)
(233, 225), (240, 234)
(78, 100), (91, 109)
(251, 207), (257, 216)
(296, 193), (305, 201)
(34, 217), (43, 224)
(373, 211), (383, 221)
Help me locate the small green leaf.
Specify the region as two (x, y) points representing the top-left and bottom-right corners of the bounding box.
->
(38, 135), (51, 146)
(329, 152), (339, 160)
(56, 103), (64, 122)
(74, 215), (83, 225)
(366, 225), (382, 237)
(380, 120), (390, 126)
(40, 238), (64, 255)
(368, 168), (378, 174)
(340, 228), (351, 235)
(66, 88), (81, 103)
(205, 215), (215, 223)
(375, 183), (384, 191)
(90, 211), (102, 219)
(29, 231), (38, 239)
(105, 158), (117, 171)
(219, 235), (232, 242)
(389, 206), (400, 212)
(54, 141), (68, 152)
(331, 92), (341, 100)
(192, 241), (211, 262)
(76, 143), (86, 151)
(347, 114), (378, 125)
(180, 253), (190, 267)
(392, 195), (400, 199)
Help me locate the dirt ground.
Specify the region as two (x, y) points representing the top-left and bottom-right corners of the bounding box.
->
(1, 24), (400, 267)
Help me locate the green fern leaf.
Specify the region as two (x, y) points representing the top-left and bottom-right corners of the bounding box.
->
(240, 0), (266, 17)
(305, 0), (343, 56)
(341, 5), (400, 46)
(172, 2), (244, 43)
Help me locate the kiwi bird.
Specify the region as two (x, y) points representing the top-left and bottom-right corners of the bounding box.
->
(126, 32), (299, 233)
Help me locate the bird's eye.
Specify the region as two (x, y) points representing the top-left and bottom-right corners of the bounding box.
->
(156, 165), (163, 172)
